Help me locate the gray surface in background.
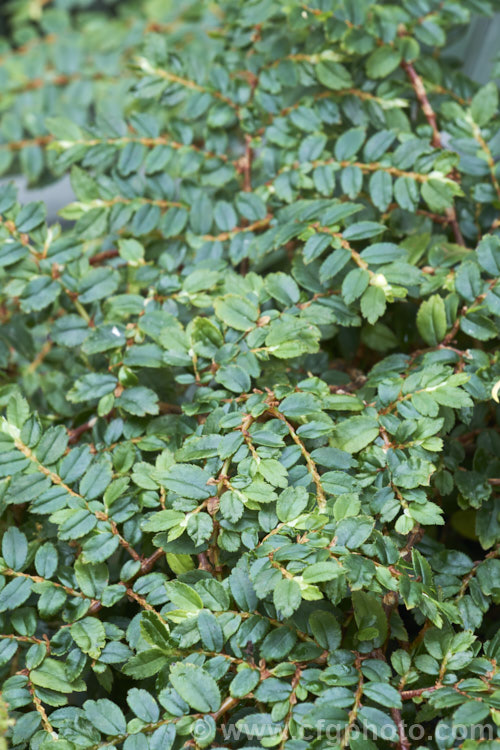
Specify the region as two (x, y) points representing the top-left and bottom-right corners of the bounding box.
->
(3, 13), (500, 222)
(11, 175), (74, 223)
(448, 13), (500, 84)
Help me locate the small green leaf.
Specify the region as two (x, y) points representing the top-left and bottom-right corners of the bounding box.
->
(16, 202), (46, 233)
(165, 580), (204, 611)
(215, 365), (251, 393)
(71, 617), (106, 659)
(0, 577), (32, 612)
(273, 578), (301, 618)
(358, 706), (398, 741)
(169, 663), (221, 712)
(360, 286), (386, 324)
(127, 688), (159, 723)
(84, 699), (127, 735)
(118, 238), (145, 263)
(363, 682), (402, 708)
(470, 81), (498, 126)
(214, 294), (259, 331)
(453, 700), (490, 726)
(331, 416), (379, 453)
(309, 611), (341, 650)
(230, 668), (260, 698)
(163, 463), (212, 500)
(366, 47), (402, 78)
(116, 387), (159, 416)
(417, 294), (447, 346)
(2, 527), (28, 570)
(31, 658), (86, 693)
(316, 61), (353, 90)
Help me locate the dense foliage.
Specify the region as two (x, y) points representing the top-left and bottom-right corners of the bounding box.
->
(1, 1), (500, 748)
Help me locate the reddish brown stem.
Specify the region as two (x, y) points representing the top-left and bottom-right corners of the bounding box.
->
(4, 135), (53, 152)
(400, 686), (439, 700)
(140, 548), (165, 575)
(110, 521), (141, 561)
(67, 417), (97, 444)
(392, 708), (411, 750)
(443, 277), (497, 345)
(158, 402), (183, 414)
(243, 134), (253, 192)
(401, 60), (465, 246)
(197, 552), (213, 572)
(400, 523), (424, 561)
(89, 249), (119, 265)
(238, 257), (249, 276)
(27, 340), (53, 374)
(442, 312), (463, 345)
(211, 696), (239, 721)
(88, 547), (166, 615)
(402, 61), (441, 147)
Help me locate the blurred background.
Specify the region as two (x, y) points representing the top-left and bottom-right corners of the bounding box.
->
(0, 0), (499, 221)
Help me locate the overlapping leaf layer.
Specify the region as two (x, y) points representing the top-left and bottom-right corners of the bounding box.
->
(1, 1), (500, 749)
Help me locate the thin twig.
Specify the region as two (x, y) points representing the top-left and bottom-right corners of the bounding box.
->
(268, 406), (326, 511)
(401, 60), (464, 246)
(27, 678), (54, 737)
(401, 61), (441, 147)
(392, 707), (411, 750)
(67, 417), (97, 444)
(400, 686), (439, 700)
(27, 340), (52, 374)
(89, 249), (119, 265)
(342, 654), (364, 747)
